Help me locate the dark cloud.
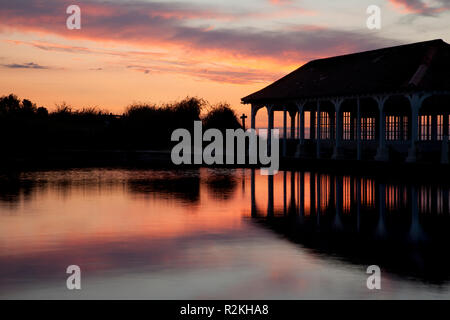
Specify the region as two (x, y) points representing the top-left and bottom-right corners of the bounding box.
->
(0, 0), (400, 63)
(2, 62), (50, 69)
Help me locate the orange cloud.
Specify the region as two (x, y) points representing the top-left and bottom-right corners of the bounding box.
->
(0, 0), (399, 114)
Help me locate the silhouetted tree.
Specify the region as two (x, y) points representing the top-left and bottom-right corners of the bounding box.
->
(36, 107), (49, 118)
(0, 94), (242, 152)
(203, 103), (242, 130)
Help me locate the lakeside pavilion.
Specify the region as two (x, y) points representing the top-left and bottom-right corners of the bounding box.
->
(241, 39), (450, 163)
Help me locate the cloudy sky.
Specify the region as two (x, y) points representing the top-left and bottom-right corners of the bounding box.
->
(0, 0), (449, 121)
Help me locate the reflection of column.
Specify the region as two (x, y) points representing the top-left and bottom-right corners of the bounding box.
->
(356, 177), (361, 233)
(441, 135), (449, 164)
(283, 106), (287, 157)
(251, 168), (256, 217)
(310, 171), (316, 216)
(330, 173), (335, 211)
(290, 171), (296, 214)
(334, 175), (343, 230)
(283, 171), (287, 215)
(299, 171), (304, 219)
(268, 174), (274, 217)
(317, 173), (321, 225)
(444, 187), (449, 218)
(241, 168), (245, 195)
(431, 185), (437, 215)
(409, 185), (425, 242)
(376, 183), (387, 238)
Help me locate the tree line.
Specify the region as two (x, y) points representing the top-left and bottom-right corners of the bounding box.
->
(0, 94), (242, 153)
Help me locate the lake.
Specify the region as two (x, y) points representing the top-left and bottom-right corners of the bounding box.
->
(0, 167), (449, 299)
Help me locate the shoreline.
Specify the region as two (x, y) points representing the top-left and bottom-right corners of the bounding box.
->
(0, 149), (448, 183)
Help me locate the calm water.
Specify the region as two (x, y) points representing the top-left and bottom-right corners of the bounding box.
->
(0, 168), (450, 299)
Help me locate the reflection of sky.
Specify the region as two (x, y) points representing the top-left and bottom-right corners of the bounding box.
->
(0, 0), (449, 125)
(1, 168), (450, 299)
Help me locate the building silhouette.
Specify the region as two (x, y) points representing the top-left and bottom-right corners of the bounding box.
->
(242, 39), (450, 163)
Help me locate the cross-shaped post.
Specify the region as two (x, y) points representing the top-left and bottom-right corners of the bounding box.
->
(240, 113), (248, 130)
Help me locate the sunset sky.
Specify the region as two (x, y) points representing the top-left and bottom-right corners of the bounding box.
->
(1, 0), (449, 126)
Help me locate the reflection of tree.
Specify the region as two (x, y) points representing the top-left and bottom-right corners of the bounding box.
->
(0, 169), (203, 206)
(127, 173), (200, 203)
(204, 169), (238, 201)
(0, 174), (38, 205)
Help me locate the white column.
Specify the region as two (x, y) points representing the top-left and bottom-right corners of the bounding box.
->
(408, 103), (419, 162)
(290, 111), (296, 139)
(316, 101), (321, 158)
(406, 93), (428, 163)
(295, 102), (305, 158)
(332, 98), (344, 159)
(249, 105), (258, 160)
(251, 104), (256, 130)
(356, 97), (362, 161)
(296, 101), (305, 144)
(267, 105), (274, 155)
(374, 96), (389, 161)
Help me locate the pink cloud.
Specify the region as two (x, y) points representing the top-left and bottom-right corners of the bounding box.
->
(388, 0), (450, 15)
(0, 0), (398, 84)
(269, 0), (293, 5)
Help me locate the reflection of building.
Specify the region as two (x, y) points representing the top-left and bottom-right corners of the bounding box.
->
(242, 40), (450, 163)
(250, 169), (449, 241)
(249, 169), (450, 283)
